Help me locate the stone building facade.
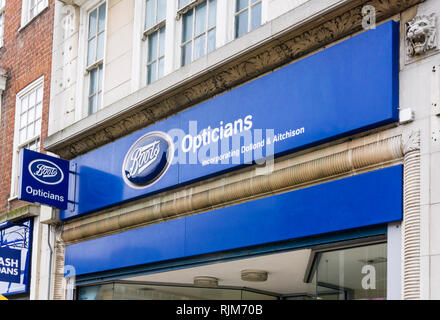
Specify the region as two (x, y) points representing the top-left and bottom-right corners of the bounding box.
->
(3, 0), (437, 300)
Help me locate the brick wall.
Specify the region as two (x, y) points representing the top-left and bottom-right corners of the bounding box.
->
(0, 0), (54, 214)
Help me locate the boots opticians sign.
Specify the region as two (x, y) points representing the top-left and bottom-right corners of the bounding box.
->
(62, 21), (399, 220)
(18, 149), (70, 209)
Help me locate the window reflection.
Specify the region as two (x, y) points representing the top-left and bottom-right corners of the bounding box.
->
(315, 243), (387, 300)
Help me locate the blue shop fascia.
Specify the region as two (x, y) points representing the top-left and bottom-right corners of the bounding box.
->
(62, 22), (402, 300)
(0, 219), (33, 297)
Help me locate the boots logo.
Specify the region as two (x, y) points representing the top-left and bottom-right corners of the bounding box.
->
(127, 141), (160, 178)
(122, 131), (174, 189)
(29, 160), (64, 185)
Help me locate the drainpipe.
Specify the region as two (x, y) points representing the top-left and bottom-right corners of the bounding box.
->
(47, 224), (53, 300)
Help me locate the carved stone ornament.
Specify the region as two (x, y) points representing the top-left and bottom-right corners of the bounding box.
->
(406, 13), (438, 57)
(402, 130), (421, 154)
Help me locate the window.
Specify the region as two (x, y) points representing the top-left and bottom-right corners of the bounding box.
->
(314, 243), (387, 300)
(86, 2), (106, 115)
(146, 27), (165, 84)
(181, 0), (216, 66)
(21, 0), (48, 27)
(178, 0), (191, 9)
(11, 78), (43, 197)
(235, 0), (261, 38)
(144, 0), (166, 84)
(145, 0), (166, 30)
(0, 0), (5, 47)
(28, 0), (45, 20)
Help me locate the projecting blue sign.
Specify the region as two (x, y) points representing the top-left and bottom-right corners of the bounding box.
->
(18, 149), (70, 209)
(62, 21), (399, 220)
(0, 247), (21, 283)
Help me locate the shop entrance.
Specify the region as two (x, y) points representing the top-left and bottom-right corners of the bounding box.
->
(77, 238), (387, 300)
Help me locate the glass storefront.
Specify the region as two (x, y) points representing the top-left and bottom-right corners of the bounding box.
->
(78, 283), (278, 300)
(315, 243), (387, 300)
(77, 239), (387, 300)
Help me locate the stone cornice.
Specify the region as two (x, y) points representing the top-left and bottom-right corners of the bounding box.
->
(44, 0), (424, 160)
(0, 205), (40, 224)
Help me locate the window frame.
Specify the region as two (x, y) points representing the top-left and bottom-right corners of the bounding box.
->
(145, 25), (166, 85)
(143, 0), (167, 85)
(20, 0), (48, 29)
(143, 0), (167, 35)
(180, 0), (216, 67)
(10, 76), (44, 200)
(29, 0), (45, 20)
(84, 0), (107, 115)
(303, 236), (387, 284)
(234, 0), (262, 39)
(177, 0), (197, 12)
(87, 63), (104, 115)
(85, 1), (106, 70)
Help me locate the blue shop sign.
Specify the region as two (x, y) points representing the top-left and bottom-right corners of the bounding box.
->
(18, 148), (70, 209)
(65, 165), (403, 276)
(0, 247), (21, 283)
(0, 219), (33, 296)
(62, 21), (399, 220)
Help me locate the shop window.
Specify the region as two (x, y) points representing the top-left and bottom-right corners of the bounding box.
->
(78, 282), (278, 300)
(234, 0), (261, 38)
(86, 2), (106, 115)
(313, 243), (387, 300)
(74, 239), (388, 300)
(10, 77), (43, 198)
(181, 0), (217, 66)
(144, 0), (166, 84)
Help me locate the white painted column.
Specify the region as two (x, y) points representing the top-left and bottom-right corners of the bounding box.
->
(387, 222), (402, 300)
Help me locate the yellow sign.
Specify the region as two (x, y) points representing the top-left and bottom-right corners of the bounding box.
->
(0, 294), (8, 300)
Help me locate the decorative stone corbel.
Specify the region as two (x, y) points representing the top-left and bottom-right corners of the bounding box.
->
(406, 13), (438, 58)
(402, 130), (421, 154)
